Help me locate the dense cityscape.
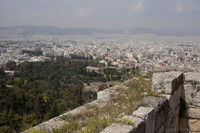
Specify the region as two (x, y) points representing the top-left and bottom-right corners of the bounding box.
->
(1, 34), (200, 72)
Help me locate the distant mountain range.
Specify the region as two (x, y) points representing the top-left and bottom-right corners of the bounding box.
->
(0, 25), (108, 35)
(0, 25), (199, 36)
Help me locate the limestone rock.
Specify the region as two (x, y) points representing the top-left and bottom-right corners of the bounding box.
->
(185, 72), (200, 84)
(182, 84), (200, 106)
(179, 118), (200, 133)
(161, 85), (182, 117)
(156, 125), (164, 133)
(134, 96), (169, 132)
(97, 89), (113, 101)
(122, 116), (145, 133)
(100, 116), (145, 133)
(100, 123), (135, 133)
(183, 107), (200, 119)
(132, 107), (155, 133)
(165, 106), (180, 133)
(22, 117), (66, 132)
(188, 119), (200, 132)
(152, 71), (183, 94)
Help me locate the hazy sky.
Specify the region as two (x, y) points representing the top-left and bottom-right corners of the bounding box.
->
(0, 0), (200, 31)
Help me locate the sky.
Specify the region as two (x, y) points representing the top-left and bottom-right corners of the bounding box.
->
(0, 0), (200, 31)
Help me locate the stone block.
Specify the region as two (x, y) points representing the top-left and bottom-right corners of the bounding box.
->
(87, 99), (107, 108)
(122, 116), (145, 133)
(188, 119), (200, 132)
(97, 89), (112, 101)
(185, 72), (200, 84)
(163, 85), (182, 114)
(100, 116), (145, 133)
(152, 71), (183, 95)
(132, 107), (155, 133)
(165, 106), (180, 133)
(66, 105), (88, 115)
(100, 123), (135, 133)
(134, 96), (169, 132)
(181, 84), (194, 103)
(183, 84), (200, 106)
(183, 107), (200, 119)
(156, 125), (164, 133)
(179, 118), (200, 133)
(135, 96), (168, 108)
(22, 117), (66, 133)
(179, 118), (190, 133)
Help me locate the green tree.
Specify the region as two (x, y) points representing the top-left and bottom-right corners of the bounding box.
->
(6, 61), (17, 71)
(34, 95), (46, 120)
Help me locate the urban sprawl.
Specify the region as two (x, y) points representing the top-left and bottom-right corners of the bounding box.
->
(0, 35), (200, 72)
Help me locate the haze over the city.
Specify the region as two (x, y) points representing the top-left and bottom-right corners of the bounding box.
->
(0, 0), (200, 32)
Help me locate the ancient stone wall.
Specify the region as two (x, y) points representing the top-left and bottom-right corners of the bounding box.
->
(102, 71), (200, 133)
(22, 81), (129, 133)
(23, 72), (200, 133)
(101, 71), (184, 133)
(179, 72), (200, 133)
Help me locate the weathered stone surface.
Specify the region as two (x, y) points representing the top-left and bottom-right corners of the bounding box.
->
(165, 106), (180, 133)
(183, 107), (200, 119)
(179, 118), (200, 133)
(135, 96), (169, 132)
(122, 116), (145, 133)
(97, 84), (123, 101)
(182, 84), (200, 106)
(66, 105), (88, 115)
(132, 107), (155, 133)
(135, 96), (168, 108)
(97, 89), (113, 101)
(188, 119), (200, 132)
(179, 118), (189, 133)
(156, 125), (164, 133)
(174, 107), (180, 133)
(100, 123), (134, 133)
(152, 71), (183, 94)
(181, 84), (192, 103)
(22, 117), (66, 132)
(161, 86), (182, 118)
(179, 107), (200, 133)
(23, 104), (89, 132)
(185, 72), (200, 84)
(100, 116), (145, 133)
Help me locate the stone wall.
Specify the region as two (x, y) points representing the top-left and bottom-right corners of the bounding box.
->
(23, 72), (200, 133)
(181, 72), (200, 106)
(22, 81), (130, 133)
(101, 71), (184, 133)
(179, 72), (200, 133)
(101, 71), (200, 133)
